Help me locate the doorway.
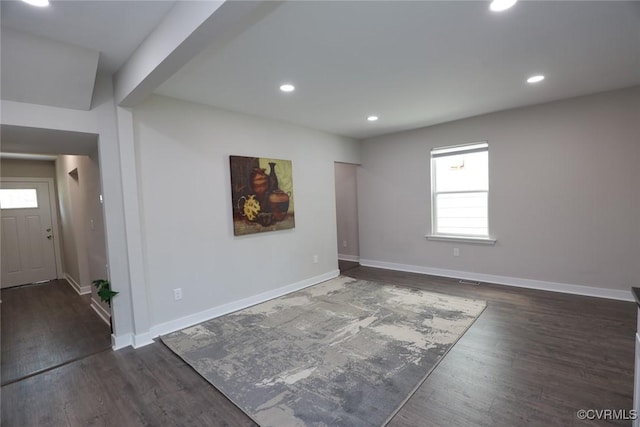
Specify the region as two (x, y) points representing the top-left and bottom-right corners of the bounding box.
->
(0, 154), (112, 386)
(1, 178), (62, 288)
(334, 162), (360, 273)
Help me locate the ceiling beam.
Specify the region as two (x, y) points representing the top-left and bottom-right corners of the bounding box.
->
(1, 100), (98, 134)
(114, 0), (282, 108)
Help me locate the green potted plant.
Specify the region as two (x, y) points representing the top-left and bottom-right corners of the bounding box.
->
(92, 279), (118, 306)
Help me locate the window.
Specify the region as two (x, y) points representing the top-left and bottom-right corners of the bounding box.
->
(430, 142), (493, 242)
(0, 189), (39, 209)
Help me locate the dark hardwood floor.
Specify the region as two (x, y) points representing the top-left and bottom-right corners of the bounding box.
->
(1, 267), (635, 426)
(1, 279), (111, 386)
(338, 259), (360, 273)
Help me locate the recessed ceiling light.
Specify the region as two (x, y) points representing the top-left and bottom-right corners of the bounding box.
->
(367, 116), (379, 122)
(21, 0), (49, 7)
(279, 84), (295, 93)
(489, 0), (517, 12)
(527, 75), (545, 84)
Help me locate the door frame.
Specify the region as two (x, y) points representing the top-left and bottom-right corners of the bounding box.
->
(1, 177), (63, 282)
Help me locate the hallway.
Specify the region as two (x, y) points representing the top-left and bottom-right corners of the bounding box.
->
(1, 280), (111, 386)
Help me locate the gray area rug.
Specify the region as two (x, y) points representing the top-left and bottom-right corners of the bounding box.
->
(162, 276), (486, 426)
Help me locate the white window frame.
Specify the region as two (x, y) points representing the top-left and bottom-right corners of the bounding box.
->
(427, 142), (496, 245)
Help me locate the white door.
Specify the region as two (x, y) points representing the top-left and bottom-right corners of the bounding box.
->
(1, 181), (58, 288)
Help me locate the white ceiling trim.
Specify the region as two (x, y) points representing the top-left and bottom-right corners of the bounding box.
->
(0, 152), (58, 161)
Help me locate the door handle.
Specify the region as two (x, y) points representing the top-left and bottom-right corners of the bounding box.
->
(47, 235), (53, 240)
(46, 228), (52, 232)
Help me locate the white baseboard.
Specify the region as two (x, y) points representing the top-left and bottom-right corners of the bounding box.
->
(132, 332), (155, 349)
(338, 254), (360, 262)
(147, 270), (340, 340)
(359, 259), (634, 302)
(90, 299), (111, 326)
(111, 332), (154, 350)
(112, 333), (132, 350)
(64, 273), (91, 295)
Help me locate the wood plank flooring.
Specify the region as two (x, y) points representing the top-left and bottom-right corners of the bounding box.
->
(1, 280), (111, 386)
(1, 266), (635, 426)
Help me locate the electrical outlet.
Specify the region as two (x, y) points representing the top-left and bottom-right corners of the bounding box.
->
(343, 240), (348, 248)
(173, 288), (182, 301)
(313, 255), (319, 264)
(453, 248), (460, 257)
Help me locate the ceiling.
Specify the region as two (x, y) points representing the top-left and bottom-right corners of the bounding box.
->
(1, 0), (639, 144)
(1, 27), (100, 110)
(0, 0), (176, 72)
(156, 1), (640, 139)
(0, 0), (175, 111)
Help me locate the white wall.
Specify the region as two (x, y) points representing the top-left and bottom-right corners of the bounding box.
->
(132, 95), (360, 328)
(56, 155), (90, 292)
(82, 154), (110, 316)
(335, 162), (360, 260)
(1, 100), (97, 134)
(92, 73), (138, 345)
(55, 154), (109, 315)
(358, 86), (640, 294)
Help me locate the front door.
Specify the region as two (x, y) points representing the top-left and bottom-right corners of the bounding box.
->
(1, 181), (58, 288)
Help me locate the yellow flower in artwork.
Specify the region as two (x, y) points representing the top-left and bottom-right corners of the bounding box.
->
(242, 195), (261, 221)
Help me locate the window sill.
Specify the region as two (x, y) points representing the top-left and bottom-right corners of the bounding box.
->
(426, 234), (497, 245)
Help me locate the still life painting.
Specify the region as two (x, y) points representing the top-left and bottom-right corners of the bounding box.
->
(230, 155), (295, 236)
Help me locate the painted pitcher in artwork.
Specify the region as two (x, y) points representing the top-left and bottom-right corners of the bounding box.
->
(230, 155), (295, 236)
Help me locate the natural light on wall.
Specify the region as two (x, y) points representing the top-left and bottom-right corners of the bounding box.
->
(430, 142), (489, 238)
(21, 0), (49, 7)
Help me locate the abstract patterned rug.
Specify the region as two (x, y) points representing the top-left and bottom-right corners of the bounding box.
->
(161, 276), (486, 426)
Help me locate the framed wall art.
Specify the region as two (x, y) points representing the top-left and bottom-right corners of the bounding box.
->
(229, 155), (295, 236)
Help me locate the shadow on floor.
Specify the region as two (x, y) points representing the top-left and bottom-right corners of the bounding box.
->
(338, 260), (360, 273)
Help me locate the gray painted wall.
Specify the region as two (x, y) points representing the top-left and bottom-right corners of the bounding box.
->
(335, 162), (360, 260)
(56, 154), (109, 313)
(0, 159), (56, 178)
(358, 86), (640, 292)
(57, 155), (88, 289)
(132, 95), (361, 327)
(82, 154), (109, 314)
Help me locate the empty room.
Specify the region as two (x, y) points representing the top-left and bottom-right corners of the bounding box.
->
(1, 1), (639, 426)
